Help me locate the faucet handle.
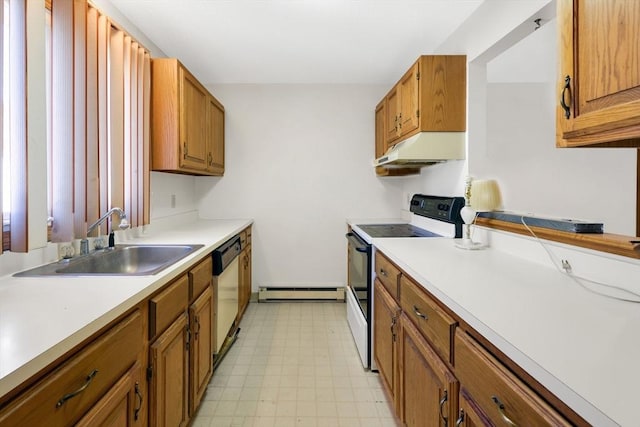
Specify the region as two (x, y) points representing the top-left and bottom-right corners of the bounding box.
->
(108, 232), (116, 248)
(80, 239), (90, 256)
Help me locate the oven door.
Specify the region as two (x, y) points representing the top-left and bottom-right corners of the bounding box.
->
(345, 231), (371, 368)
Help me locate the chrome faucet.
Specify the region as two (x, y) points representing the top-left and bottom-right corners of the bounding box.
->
(80, 207), (130, 255)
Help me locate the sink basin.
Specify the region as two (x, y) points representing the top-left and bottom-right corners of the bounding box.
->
(14, 244), (204, 277)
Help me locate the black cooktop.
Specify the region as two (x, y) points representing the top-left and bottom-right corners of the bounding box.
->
(356, 223), (441, 238)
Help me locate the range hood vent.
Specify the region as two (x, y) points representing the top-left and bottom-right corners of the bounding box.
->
(374, 132), (466, 168)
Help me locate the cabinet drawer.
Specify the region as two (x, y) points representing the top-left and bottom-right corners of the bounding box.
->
(375, 251), (400, 301)
(189, 257), (212, 301)
(400, 276), (456, 364)
(240, 227), (252, 248)
(455, 330), (570, 426)
(0, 310), (143, 427)
(149, 274), (189, 339)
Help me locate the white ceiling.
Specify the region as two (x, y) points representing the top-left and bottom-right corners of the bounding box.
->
(108, 0), (484, 85)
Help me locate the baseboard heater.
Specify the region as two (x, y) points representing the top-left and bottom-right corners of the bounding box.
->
(258, 287), (345, 302)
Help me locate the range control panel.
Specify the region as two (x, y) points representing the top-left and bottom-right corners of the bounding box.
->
(409, 194), (465, 224)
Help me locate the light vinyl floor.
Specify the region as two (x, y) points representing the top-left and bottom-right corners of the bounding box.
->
(191, 301), (400, 427)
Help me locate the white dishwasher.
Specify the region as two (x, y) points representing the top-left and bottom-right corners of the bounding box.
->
(212, 234), (242, 357)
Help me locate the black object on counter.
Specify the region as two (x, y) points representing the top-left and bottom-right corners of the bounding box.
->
(477, 211), (604, 234)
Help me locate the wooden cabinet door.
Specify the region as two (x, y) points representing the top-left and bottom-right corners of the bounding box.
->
(386, 87), (400, 143)
(373, 279), (400, 409)
(455, 389), (492, 427)
(400, 313), (458, 427)
(76, 362), (145, 427)
(399, 61), (420, 137)
(179, 68), (208, 170)
(189, 286), (214, 414)
(238, 247), (252, 318)
(375, 99), (387, 159)
(455, 330), (570, 426)
(557, 0), (640, 147)
(149, 313), (189, 427)
(207, 95), (225, 175)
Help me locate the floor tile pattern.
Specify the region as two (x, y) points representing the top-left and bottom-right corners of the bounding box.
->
(191, 302), (400, 427)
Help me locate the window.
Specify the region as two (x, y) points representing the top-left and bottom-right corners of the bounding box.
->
(46, 0), (150, 243)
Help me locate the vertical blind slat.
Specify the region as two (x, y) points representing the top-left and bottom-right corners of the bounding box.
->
(1, 0), (5, 254)
(122, 35), (132, 228)
(50, 0), (74, 242)
(129, 42), (139, 228)
(143, 52), (151, 225)
(109, 29), (124, 228)
(97, 14), (109, 235)
(86, 6), (99, 228)
(8, 0), (27, 251)
(73, 0), (87, 238)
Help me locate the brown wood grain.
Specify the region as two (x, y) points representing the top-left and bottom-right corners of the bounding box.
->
(0, 311), (143, 426)
(400, 312), (459, 427)
(188, 257), (212, 302)
(375, 251), (401, 301)
(475, 216), (640, 258)
(557, 0), (640, 147)
(149, 275), (189, 340)
(374, 280), (400, 414)
(400, 275), (457, 365)
(455, 329), (571, 426)
(189, 286), (213, 415)
(149, 312), (189, 427)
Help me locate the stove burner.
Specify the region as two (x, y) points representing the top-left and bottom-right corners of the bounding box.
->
(356, 223), (441, 238)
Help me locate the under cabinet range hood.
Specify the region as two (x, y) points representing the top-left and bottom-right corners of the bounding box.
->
(374, 132), (466, 167)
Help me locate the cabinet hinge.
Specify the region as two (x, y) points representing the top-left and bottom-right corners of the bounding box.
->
(416, 109), (420, 118)
(146, 365), (153, 380)
(416, 72), (420, 81)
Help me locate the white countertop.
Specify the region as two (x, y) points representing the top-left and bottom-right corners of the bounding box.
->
(0, 218), (252, 400)
(372, 236), (640, 427)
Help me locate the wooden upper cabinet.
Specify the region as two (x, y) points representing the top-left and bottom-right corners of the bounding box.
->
(151, 58), (225, 175)
(398, 61), (420, 137)
(375, 99), (387, 159)
(207, 96), (225, 175)
(180, 70), (209, 170)
(383, 55), (466, 148)
(557, 0), (640, 147)
(386, 87), (400, 143)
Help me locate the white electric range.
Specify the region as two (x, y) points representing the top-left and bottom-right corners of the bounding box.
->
(346, 194), (465, 369)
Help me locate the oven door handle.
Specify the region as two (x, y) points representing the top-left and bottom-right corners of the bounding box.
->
(346, 232), (370, 253)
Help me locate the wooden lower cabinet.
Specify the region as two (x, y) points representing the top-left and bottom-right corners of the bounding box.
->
(76, 361), (145, 427)
(455, 389), (492, 427)
(0, 309), (144, 427)
(455, 330), (570, 426)
(189, 285), (214, 414)
(149, 313), (190, 427)
(399, 312), (458, 427)
(373, 279), (400, 410)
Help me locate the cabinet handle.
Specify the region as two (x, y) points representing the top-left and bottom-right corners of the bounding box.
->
(455, 409), (465, 427)
(208, 152), (213, 166)
(183, 142), (188, 159)
(194, 315), (201, 339)
(491, 396), (518, 426)
(560, 75), (572, 119)
(379, 268), (387, 277)
(390, 315), (397, 342)
(439, 390), (448, 426)
(394, 116), (398, 131)
(413, 305), (428, 320)
(185, 324), (191, 351)
(56, 369), (98, 408)
(134, 382), (143, 420)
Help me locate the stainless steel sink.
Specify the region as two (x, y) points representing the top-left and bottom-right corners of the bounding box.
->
(14, 244), (204, 277)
